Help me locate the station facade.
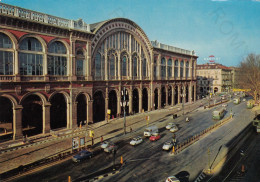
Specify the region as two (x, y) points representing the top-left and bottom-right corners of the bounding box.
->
(0, 3), (198, 140)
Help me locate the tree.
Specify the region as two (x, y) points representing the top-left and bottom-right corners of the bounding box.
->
(238, 53), (260, 102)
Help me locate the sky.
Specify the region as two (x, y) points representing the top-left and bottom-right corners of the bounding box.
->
(3, 0), (260, 66)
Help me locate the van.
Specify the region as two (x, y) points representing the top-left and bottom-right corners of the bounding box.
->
(144, 125), (158, 137)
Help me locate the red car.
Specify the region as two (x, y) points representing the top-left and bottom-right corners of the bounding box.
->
(149, 134), (161, 141)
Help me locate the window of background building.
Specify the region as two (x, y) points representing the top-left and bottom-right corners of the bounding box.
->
(186, 61), (189, 78)
(161, 57), (166, 78)
(0, 33), (13, 75)
(174, 59), (178, 78)
(153, 58), (157, 79)
(167, 58), (172, 78)
(76, 50), (85, 76)
(19, 37), (43, 75)
(47, 41), (67, 76)
(180, 60), (184, 78)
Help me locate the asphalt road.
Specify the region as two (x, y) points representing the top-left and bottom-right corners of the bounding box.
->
(13, 97), (253, 182)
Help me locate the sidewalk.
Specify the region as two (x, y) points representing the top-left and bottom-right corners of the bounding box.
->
(0, 99), (209, 175)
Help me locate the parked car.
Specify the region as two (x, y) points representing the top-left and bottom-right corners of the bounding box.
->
(130, 136), (143, 146)
(162, 141), (174, 151)
(170, 126), (178, 133)
(149, 133), (161, 141)
(165, 176), (180, 182)
(101, 141), (113, 149)
(72, 150), (93, 162)
(166, 122), (176, 130)
(104, 144), (118, 153)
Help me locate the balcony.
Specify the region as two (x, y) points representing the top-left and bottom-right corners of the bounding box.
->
(49, 76), (68, 81)
(21, 76), (44, 81)
(0, 75), (14, 82)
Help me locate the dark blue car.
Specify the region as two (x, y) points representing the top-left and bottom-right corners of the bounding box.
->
(72, 150), (93, 162)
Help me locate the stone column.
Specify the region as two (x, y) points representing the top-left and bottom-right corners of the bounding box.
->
(13, 105), (23, 140)
(148, 89), (151, 111)
(165, 86), (168, 106)
(118, 86), (122, 117)
(139, 91), (142, 113)
(71, 101), (78, 128)
(172, 85), (175, 106)
(178, 85), (181, 104)
(183, 85), (186, 103)
(70, 39), (77, 81)
(87, 100), (93, 123)
(158, 88), (161, 109)
(129, 54), (132, 79)
(43, 102), (51, 134)
(194, 82), (197, 102)
(86, 41), (92, 80)
(189, 82), (192, 103)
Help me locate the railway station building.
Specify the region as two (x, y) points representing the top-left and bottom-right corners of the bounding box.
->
(0, 3), (198, 140)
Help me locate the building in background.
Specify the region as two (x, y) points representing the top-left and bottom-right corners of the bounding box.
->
(196, 63), (232, 97)
(0, 3), (197, 140)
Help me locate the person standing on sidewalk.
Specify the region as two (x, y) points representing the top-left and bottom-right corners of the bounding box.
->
(101, 135), (103, 143)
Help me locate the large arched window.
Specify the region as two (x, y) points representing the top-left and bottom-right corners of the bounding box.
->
(174, 59), (178, 78)
(186, 61), (189, 78)
(167, 59), (172, 78)
(76, 50), (85, 76)
(108, 50), (116, 79)
(180, 60), (184, 78)
(132, 53), (138, 78)
(0, 33), (13, 75)
(47, 41), (67, 75)
(121, 52), (128, 77)
(161, 57), (166, 78)
(94, 52), (102, 79)
(19, 37), (43, 75)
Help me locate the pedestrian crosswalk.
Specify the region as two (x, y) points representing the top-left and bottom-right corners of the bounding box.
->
(194, 172), (206, 182)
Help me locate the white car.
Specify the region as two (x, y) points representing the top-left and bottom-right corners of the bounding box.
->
(170, 126), (178, 133)
(130, 136), (143, 146)
(166, 122), (176, 130)
(165, 176), (180, 182)
(104, 144), (118, 153)
(101, 141), (113, 149)
(162, 141), (174, 151)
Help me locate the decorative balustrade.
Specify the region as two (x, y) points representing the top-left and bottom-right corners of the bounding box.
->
(151, 40), (195, 56)
(0, 3), (89, 31)
(49, 76), (68, 81)
(21, 76), (44, 81)
(0, 75), (14, 81)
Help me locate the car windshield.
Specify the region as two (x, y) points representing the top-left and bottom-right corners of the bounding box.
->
(165, 141), (172, 145)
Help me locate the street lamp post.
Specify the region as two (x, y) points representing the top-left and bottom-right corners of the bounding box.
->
(121, 87), (128, 135)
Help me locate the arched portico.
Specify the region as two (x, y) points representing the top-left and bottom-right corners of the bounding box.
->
(93, 90), (105, 122)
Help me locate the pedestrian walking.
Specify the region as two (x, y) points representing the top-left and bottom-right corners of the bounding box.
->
(101, 135), (103, 143)
(130, 127), (132, 133)
(91, 137), (94, 146)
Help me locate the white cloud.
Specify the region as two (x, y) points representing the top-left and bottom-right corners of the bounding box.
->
(252, 0), (260, 2)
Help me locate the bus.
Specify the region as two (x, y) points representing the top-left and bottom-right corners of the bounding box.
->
(233, 97), (241, 104)
(247, 99), (254, 109)
(212, 107), (225, 120)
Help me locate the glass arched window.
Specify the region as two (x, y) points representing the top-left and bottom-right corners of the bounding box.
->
(174, 60), (178, 78)
(186, 61), (189, 78)
(132, 54), (138, 77)
(76, 50), (85, 76)
(153, 58), (157, 79)
(161, 57), (166, 78)
(94, 52), (101, 79)
(142, 58), (147, 77)
(47, 41), (67, 75)
(167, 59), (172, 78)
(108, 50), (116, 79)
(0, 33), (13, 75)
(180, 60), (184, 78)
(19, 37), (43, 75)
(121, 53), (128, 77)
